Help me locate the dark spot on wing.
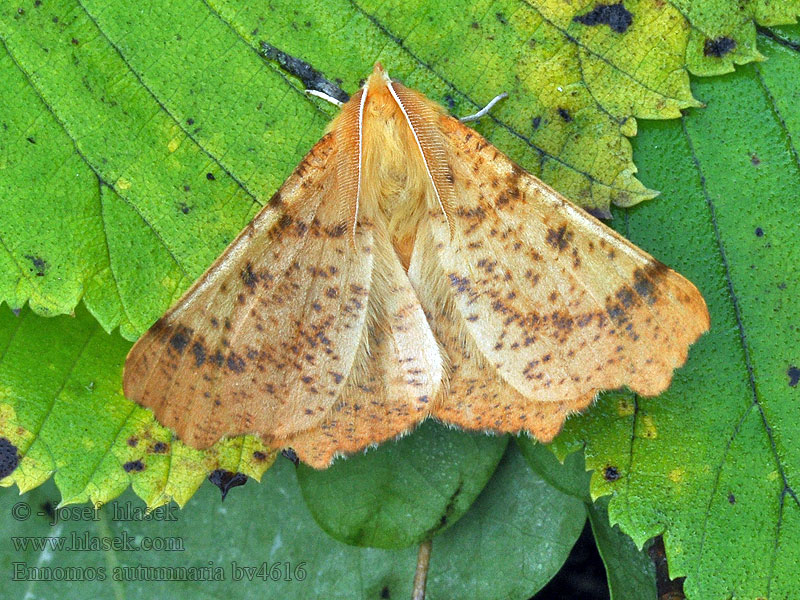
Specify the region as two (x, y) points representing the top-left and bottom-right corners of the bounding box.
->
(241, 263), (258, 288)
(169, 326), (192, 354)
(192, 341), (206, 366)
(227, 352), (246, 373)
(210, 350), (225, 367)
(448, 273), (471, 293)
(545, 225), (573, 251)
(277, 214), (293, 230)
(325, 223), (347, 237)
(616, 287), (636, 309)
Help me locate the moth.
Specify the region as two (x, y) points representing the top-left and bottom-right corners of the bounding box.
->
(124, 63), (710, 468)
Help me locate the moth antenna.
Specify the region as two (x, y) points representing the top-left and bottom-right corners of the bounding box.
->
(305, 89), (344, 107)
(459, 92), (508, 123)
(350, 85), (368, 247)
(386, 80), (454, 238)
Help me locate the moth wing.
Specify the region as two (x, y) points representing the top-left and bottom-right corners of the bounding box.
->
(411, 117), (709, 433)
(123, 133), (376, 446)
(413, 263), (596, 440)
(272, 228), (444, 468)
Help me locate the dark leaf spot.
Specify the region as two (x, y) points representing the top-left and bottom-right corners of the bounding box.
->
(123, 460), (145, 473)
(24, 255), (47, 276)
(754, 227), (764, 237)
(253, 450), (268, 461)
(557, 107), (572, 122)
(573, 2), (633, 34)
(495, 12), (508, 25)
(208, 469), (248, 500)
(788, 365), (800, 388)
(127, 436), (138, 447)
(151, 442), (169, 453)
(0, 438), (20, 478)
(604, 465), (620, 481)
(704, 36), (736, 58)
(532, 116), (541, 130)
(728, 493), (736, 504)
(206, 172), (216, 180)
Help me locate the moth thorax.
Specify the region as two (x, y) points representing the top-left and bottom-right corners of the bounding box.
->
(362, 101), (436, 268)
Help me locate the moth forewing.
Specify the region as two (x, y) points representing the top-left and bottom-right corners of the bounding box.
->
(412, 114), (709, 416)
(123, 132), (377, 450)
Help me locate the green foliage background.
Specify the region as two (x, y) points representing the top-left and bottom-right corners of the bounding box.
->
(1, 1), (799, 598)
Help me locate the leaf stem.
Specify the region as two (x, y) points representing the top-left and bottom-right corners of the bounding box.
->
(411, 538), (432, 600)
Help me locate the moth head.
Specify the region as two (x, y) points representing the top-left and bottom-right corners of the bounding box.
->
(366, 61), (391, 86)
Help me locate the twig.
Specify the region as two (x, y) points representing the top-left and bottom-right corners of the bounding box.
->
(411, 539), (433, 600)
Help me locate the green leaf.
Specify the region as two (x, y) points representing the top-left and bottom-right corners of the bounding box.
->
(0, 441), (585, 599)
(588, 497), (657, 600)
(2, 0), (797, 325)
(517, 438), (657, 599)
(297, 421), (508, 548)
(0, 306), (274, 508)
(551, 24), (800, 599)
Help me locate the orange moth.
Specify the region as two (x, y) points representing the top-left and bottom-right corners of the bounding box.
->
(124, 63), (709, 468)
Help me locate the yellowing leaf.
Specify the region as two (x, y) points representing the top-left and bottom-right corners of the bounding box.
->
(0, 306), (274, 509)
